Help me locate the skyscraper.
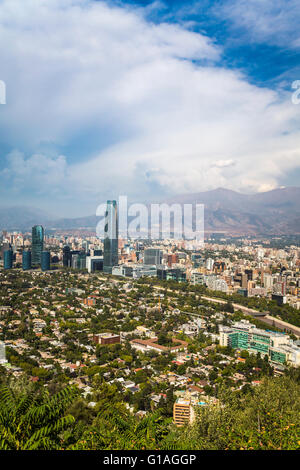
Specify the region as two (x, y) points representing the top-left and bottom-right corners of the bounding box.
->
(22, 250), (31, 270)
(63, 245), (72, 268)
(4, 249), (13, 269)
(41, 251), (50, 271)
(71, 252), (87, 270)
(32, 225), (44, 266)
(103, 200), (118, 273)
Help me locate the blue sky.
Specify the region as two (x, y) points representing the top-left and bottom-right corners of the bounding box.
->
(0, 0), (299, 217)
(112, 0), (300, 87)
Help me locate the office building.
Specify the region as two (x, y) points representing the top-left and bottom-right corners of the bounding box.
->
(93, 249), (103, 256)
(191, 253), (203, 268)
(41, 251), (50, 271)
(71, 252), (87, 270)
(32, 225), (44, 266)
(103, 200), (118, 273)
(63, 246), (72, 268)
(144, 248), (162, 265)
(111, 264), (157, 278)
(157, 267), (186, 282)
(3, 249), (13, 269)
(86, 256), (103, 273)
(22, 250), (31, 270)
(263, 273), (273, 289)
(191, 272), (205, 285)
(219, 321), (300, 365)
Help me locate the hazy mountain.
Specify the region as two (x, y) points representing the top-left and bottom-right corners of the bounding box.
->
(0, 206), (52, 231)
(164, 187), (300, 235)
(0, 187), (299, 235)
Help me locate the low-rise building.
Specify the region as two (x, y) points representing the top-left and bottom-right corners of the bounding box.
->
(219, 320), (300, 366)
(93, 332), (120, 345)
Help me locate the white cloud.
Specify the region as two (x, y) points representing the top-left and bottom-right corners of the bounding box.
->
(1, 150), (67, 193)
(211, 159), (235, 168)
(216, 0), (300, 49)
(0, 0), (299, 213)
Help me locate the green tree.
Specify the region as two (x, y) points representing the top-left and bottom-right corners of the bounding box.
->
(0, 385), (78, 450)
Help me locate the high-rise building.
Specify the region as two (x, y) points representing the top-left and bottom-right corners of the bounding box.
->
(22, 250), (31, 270)
(263, 273), (273, 289)
(1, 243), (10, 261)
(144, 248), (162, 265)
(206, 258), (214, 270)
(237, 273), (248, 289)
(273, 280), (287, 296)
(167, 253), (178, 267)
(3, 249), (13, 269)
(103, 200), (118, 273)
(173, 397), (195, 427)
(41, 251), (50, 271)
(62, 245), (72, 268)
(71, 252), (86, 270)
(32, 225), (44, 266)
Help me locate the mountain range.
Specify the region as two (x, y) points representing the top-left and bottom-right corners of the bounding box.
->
(0, 187), (299, 235)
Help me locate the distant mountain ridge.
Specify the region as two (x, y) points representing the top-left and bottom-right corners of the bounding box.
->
(0, 206), (51, 231)
(164, 187), (300, 235)
(0, 187), (299, 235)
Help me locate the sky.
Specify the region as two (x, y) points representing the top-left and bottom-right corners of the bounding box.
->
(0, 0), (299, 217)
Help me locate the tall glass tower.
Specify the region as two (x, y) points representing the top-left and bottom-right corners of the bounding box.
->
(41, 251), (50, 271)
(32, 225), (44, 266)
(103, 200), (118, 273)
(63, 246), (72, 268)
(22, 250), (32, 270)
(4, 249), (13, 269)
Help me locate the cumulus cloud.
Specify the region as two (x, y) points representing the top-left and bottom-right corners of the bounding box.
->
(0, 0), (299, 214)
(0, 150), (67, 193)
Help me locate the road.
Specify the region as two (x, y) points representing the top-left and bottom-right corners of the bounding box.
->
(96, 276), (300, 338)
(152, 286), (300, 338)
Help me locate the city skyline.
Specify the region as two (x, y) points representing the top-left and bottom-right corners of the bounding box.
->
(0, 0), (299, 454)
(0, 185), (299, 236)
